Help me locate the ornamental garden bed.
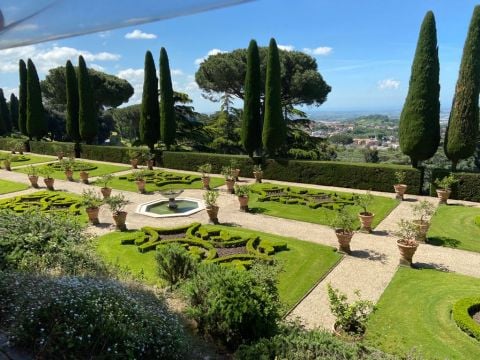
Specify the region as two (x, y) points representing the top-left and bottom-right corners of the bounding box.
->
(99, 170), (224, 193)
(0, 179), (29, 195)
(427, 204), (480, 253)
(364, 267), (480, 359)
(248, 183), (398, 229)
(96, 224), (341, 311)
(0, 151), (54, 166)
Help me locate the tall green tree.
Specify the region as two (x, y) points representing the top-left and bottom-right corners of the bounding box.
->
(140, 51), (160, 150)
(78, 55), (97, 143)
(242, 39), (262, 157)
(18, 59), (27, 135)
(0, 89), (11, 134)
(262, 38), (286, 155)
(159, 47), (176, 149)
(9, 93), (19, 132)
(445, 5), (480, 171)
(399, 11), (440, 168)
(65, 60), (80, 142)
(26, 59), (46, 140)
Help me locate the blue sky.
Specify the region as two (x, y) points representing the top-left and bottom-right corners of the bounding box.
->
(0, 0), (479, 114)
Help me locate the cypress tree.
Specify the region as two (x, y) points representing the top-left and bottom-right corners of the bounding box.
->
(242, 39), (262, 157)
(78, 55), (97, 144)
(0, 89), (11, 134)
(18, 59), (27, 135)
(9, 93), (19, 132)
(262, 38), (286, 155)
(65, 60), (80, 142)
(399, 11), (440, 168)
(445, 5), (480, 171)
(26, 59), (46, 140)
(140, 51), (160, 150)
(159, 47), (176, 150)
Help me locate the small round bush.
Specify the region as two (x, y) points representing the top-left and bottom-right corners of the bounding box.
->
(0, 273), (187, 359)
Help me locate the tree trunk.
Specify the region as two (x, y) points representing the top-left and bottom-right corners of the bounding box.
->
(452, 160), (458, 172)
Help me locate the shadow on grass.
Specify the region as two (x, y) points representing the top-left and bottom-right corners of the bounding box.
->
(412, 262), (450, 272)
(427, 236), (461, 248)
(350, 249), (388, 264)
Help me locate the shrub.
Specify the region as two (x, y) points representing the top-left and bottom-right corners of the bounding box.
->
(155, 243), (198, 289)
(0, 273), (186, 359)
(183, 262), (281, 350)
(29, 140), (75, 157)
(430, 169), (480, 201)
(452, 297), (480, 342)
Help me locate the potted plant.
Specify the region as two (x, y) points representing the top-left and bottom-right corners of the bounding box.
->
(14, 143), (24, 155)
(253, 164), (263, 183)
(234, 184), (250, 211)
(146, 152), (155, 170)
(434, 174), (457, 205)
(393, 170), (408, 200)
(327, 284), (376, 339)
(105, 193), (129, 231)
(355, 191), (375, 233)
(81, 189), (103, 225)
(129, 149), (140, 169)
(27, 165), (39, 188)
(60, 158), (75, 181)
(203, 190), (219, 224)
(412, 200), (435, 242)
(221, 166), (235, 194)
(230, 159), (241, 181)
(133, 170), (147, 194)
(198, 163), (212, 190)
(79, 170), (89, 184)
(39, 166), (55, 190)
(330, 208), (356, 254)
(395, 219), (420, 266)
(3, 154), (12, 171)
(98, 173), (114, 198)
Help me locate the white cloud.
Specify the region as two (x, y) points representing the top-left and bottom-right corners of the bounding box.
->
(278, 44), (295, 52)
(90, 63), (105, 72)
(194, 49), (226, 65)
(171, 69), (183, 76)
(117, 68), (144, 104)
(378, 78), (400, 90)
(303, 46), (333, 56)
(125, 29), (157, 40)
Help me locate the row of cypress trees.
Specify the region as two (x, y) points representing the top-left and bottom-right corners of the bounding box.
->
(242, 38), (286, 157)
(140, 47), (176, 151)
(0, 89), (17, 136)
(400, 6), (480, 170)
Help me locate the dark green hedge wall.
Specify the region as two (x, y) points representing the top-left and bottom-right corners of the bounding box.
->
(430, 168), (480, 202)
(80, 144), (132, 164)
(29, 141), (75, 156)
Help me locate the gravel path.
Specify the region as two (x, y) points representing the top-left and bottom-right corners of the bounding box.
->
(2, 158), (480, 331)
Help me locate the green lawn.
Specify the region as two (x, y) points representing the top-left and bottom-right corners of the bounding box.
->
(427, 204), (480, 253)
(365, 267), (480, 359)
(0, 151), (54, 166)
(97, 171), (224, 193)
(15, 161), (129, 180)
(0, 179), (29, 194)
(248, 183), (398, 229)
(95, 225), (341, 311)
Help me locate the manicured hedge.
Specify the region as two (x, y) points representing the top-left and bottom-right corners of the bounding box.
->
(80, 144), (133, 164)
(0, 138), (28, 152)
(430, 169), (480, 202)
(452, 297), (480, 341)
(29, 140), (75, 156)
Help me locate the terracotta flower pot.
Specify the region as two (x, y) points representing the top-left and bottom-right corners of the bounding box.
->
(3, 160), (11, 171)
(413, 220), (429, 243)
(101, 187), (112, 199)
(335, 229), (353, 254)
(130, 159), (138, 169)
(202, 176), (211, 190)
(358, 212), (375, 233)
(393, 184), (407, 200)
(136, 179), (146, 194)
(332, 322), (364, 342)
(86, 207), (100, 225)
(206, 205), (219, 224)
(79, 171), (89, 184)
(28, 175), (39, 188)
(238, 195), (249, 212)
(226, 179), (235, 194)
(64, 169), (74, 181)
(44, 178), (55, 191)
(231, 168), (240, 181)
(253, 170), (263, 183)
(57, 152), (64, 160)
(147, 159), (154, 170)
(397, 239), (419, 266)
(436, 189), (451, 205)
(112, 211), (128, 231)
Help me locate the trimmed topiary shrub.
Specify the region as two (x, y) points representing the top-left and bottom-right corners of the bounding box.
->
(47, 161), (97, 172)
(430, 168), (480, 202)
(0, 191), (83, 216)
(452, 297), (480, 342)
(0, 273), (187, 359)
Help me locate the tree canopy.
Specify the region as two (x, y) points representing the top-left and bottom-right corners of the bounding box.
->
(9, 93), (19, 132)
(26, 59), (46, 140)
(18, 59), (27, 135)
(140, 50), (160, 150)
(65, 60), (80, 142)
(41, 66), (133, 113)
(159, 47), (176, 149)
(195, 46), (331, 115)
(78, 56), (97, 143)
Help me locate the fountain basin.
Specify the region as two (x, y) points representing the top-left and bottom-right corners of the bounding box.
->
(136, 197), (204, 218)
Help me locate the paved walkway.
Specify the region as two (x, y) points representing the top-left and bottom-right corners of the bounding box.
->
(1, 156), (480, 331)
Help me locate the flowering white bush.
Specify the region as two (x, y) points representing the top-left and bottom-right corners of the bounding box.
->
(0, 273), (187, 359)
